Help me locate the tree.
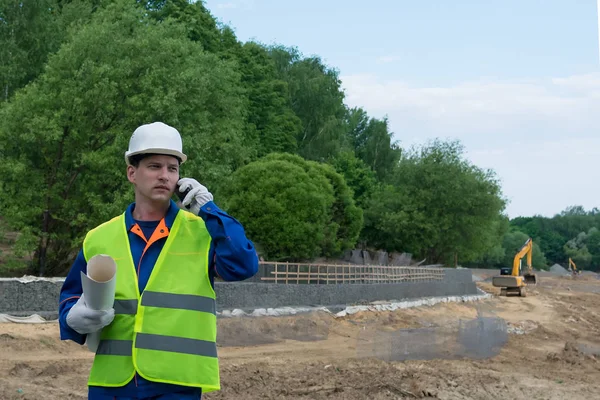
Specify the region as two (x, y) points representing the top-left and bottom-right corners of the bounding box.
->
(219, 153), (362, 260)
(0, 0), (248, 275)
(261, 153), (362, 257)
(330, 151), (377, 209)
(586, 228), (600, 268)
(142, 0), (224, 54)
(510, 205), (600, 268)
(269, 46), (347, 161)
(135, 3), (304, 159)
(235, 42), (301, 157)
(362, 139), (506, 265)
(467, 216), (510, 268)
(219, 155), (334, 261)
(310, 162), (363, 256)
(563, 227), (600, 270)
(361, 183), (433, 254)
(345, 107), (401, 181)
(560, 205), (588, 216)
(1, 0), (61, 101)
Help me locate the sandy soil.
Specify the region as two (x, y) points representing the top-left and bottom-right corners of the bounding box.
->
(1, 274), (600, 399)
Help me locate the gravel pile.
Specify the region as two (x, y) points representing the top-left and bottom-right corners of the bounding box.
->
(549, 263), (570, 276)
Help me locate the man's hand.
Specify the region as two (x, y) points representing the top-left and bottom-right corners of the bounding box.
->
(177, 178), (214, 215)
(66, 294), (115, 335)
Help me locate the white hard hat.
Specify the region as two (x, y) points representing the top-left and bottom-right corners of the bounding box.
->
(125, 122), (187, 165)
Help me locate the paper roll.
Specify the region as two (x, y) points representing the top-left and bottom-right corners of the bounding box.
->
(81, 254), (117, 353)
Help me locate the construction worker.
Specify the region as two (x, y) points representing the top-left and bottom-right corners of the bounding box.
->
(58, 122), (259, 399)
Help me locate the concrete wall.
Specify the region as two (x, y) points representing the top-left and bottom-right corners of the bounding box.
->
(0, 269), (476, 318)
(216, 269), (477, 310)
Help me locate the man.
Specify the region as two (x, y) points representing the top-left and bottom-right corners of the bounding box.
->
(58, 122), (259, 399)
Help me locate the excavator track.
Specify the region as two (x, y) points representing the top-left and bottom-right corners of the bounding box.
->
(498, 286), (527, 297)
(500, 287), (526, 297)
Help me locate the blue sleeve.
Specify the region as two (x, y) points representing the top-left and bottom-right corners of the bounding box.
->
(200, 201), (258, 282)
(58, 249), (87, 345)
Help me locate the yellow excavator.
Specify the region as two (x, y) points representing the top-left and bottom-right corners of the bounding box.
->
(492, 238), (538, 297)
(568, 257), (581, 276)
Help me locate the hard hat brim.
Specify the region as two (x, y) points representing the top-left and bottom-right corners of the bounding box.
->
(125, 148), (187, 165)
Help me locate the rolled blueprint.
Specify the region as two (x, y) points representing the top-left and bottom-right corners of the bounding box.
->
(80, 254), (117, 352)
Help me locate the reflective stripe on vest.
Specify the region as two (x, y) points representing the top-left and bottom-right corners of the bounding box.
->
(141, 291), (216, 314)
(97, 335), (218, 358)
(83, 210), (220, 392)
(97, 339), (132, 356)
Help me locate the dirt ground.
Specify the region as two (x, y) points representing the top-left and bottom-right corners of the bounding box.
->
(2, 273), (600, 400)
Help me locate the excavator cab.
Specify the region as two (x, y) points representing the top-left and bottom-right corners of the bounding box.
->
(492, 238), (538, 297)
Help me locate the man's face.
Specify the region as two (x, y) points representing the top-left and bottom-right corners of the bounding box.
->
(127, 155), (180, 203)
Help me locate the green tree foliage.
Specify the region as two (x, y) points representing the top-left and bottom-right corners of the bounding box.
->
(469, 216), (510, 268)
(255, 153), (362, 258)
(361, 183), (426, 254)
(510, 217), (564, 263)
(269, 46), (347, 161)
(137, 2), (303, 160)
(345, 107), (402, 181)
(0, 0), (248, 274)
(362, 139), (506, 264)
(473, 206), (600, 271)
(562, 227), (600, 269)
(309, 162), (363, 256)
(0, 0), (58, 100)
(564, 231), (593, 268)
(141, 0), (224, 53)
(510, 206), (600, 271)
(0, 0), (93, 101)
(236, 42), (302, 156)
(220, 156), (333, 261)
(586, 228), (600, 267)
(220, 153), (362, 260)
(330, 151), (377, 209)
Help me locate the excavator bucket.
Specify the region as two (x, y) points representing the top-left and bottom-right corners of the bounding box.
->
(523, 273), (537, 285)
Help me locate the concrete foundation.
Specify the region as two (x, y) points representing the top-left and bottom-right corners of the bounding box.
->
(0, 269), (477, 319)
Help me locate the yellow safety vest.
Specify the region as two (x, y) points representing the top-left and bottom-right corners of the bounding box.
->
(82, 210), (220, 393)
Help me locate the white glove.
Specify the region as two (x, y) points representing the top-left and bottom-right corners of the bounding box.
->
(177, 178), (213, 215)
(66, 294), (115, 335)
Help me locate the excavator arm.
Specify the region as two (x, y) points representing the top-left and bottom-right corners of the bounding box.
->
(569, 258), (580, 275)
(512, 238), (533, 276)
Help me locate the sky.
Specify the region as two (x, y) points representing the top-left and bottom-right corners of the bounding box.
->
(204, 0), (600, 219)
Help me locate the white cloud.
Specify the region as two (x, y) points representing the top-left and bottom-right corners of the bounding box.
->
(342, 73), (600, 137)
(551, 73), (600, 93)
(469, 137), (600, 218)
(340, 72), (600, 217)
